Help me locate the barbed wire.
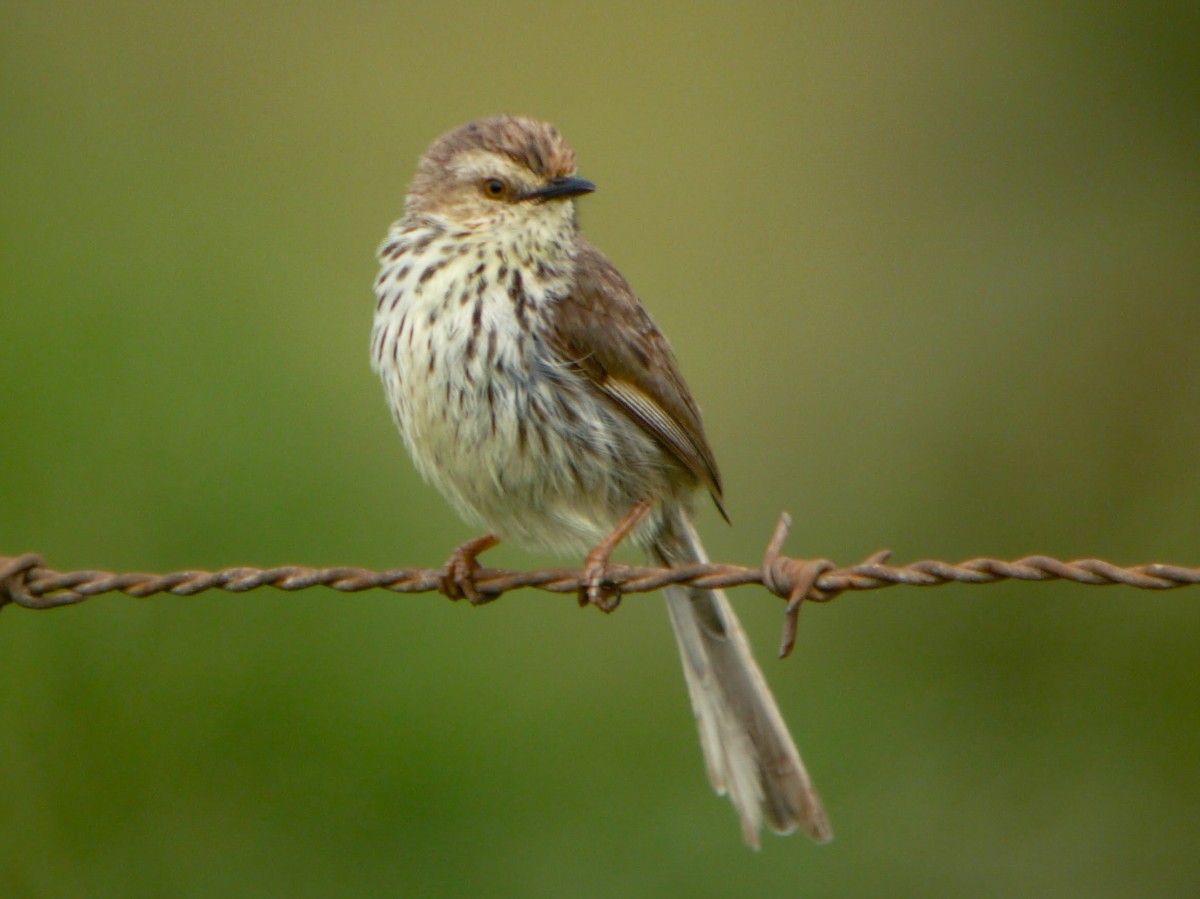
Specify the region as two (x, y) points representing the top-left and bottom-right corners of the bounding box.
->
(3, 514), (1197, 658)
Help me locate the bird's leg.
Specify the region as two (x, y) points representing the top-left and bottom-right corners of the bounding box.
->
(440, 533), (501, 605)
(578, 500), (653, 613)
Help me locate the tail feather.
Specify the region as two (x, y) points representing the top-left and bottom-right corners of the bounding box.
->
(653, 509), (832, 849)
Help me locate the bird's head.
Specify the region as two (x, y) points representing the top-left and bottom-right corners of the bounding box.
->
(404, 115), (595, 242)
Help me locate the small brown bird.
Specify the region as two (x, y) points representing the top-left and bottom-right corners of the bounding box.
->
(370, 115), (830, 848)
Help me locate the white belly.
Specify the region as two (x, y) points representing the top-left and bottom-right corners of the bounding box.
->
(371, 233), (672, 552)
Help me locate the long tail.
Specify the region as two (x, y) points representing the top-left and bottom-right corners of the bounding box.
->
(652, 507), (832, 849)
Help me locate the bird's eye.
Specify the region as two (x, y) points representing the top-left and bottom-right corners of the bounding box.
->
(483, 178), (506, 198)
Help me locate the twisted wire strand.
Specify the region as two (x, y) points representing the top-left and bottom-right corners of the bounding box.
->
(4, 515), (1197, 657)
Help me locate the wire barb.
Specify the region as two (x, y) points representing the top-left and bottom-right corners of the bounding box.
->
(4, 513), (1199, 657)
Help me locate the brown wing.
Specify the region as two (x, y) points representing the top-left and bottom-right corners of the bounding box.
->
(548, 240), (728, 520)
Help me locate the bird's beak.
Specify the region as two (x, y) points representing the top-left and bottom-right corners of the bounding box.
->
(527, 176), (596, 202)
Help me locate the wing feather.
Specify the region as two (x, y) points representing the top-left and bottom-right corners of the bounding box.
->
(548, 241), (727, 519)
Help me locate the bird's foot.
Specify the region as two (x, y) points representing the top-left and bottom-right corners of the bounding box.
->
(577, 500), (652, 613)
(440, 534), (500, 604)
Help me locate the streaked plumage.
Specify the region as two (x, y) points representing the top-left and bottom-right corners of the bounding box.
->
(371, 115), (830, 847)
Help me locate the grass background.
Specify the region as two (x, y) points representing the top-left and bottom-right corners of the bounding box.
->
(3, 2), (1199, 896)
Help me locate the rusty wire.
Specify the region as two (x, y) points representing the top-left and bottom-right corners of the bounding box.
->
(3, 514), (1197, 658)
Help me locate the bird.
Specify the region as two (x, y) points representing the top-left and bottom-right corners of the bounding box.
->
(370, 115), (830, 848)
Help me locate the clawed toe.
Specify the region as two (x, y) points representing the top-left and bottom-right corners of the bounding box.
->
(578, 554), (623, 612)
(440, 534), (500, 604)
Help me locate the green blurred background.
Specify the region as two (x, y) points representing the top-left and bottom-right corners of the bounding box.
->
(3, 2), (1199, 896)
